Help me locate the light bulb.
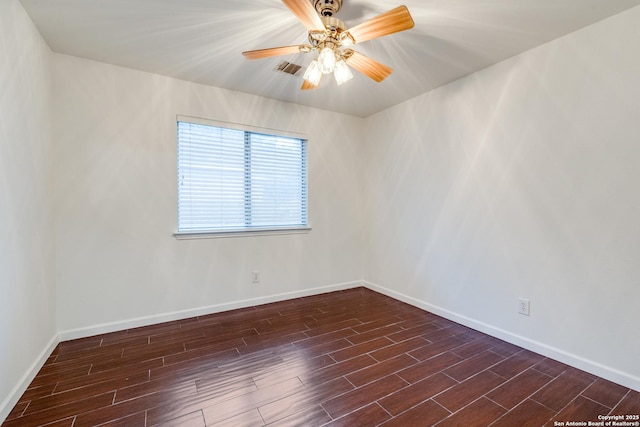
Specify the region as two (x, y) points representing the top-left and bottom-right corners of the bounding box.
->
(318, 47), (336, 74)
(303, 60), (322, 86)
(334, 59), (353, 85)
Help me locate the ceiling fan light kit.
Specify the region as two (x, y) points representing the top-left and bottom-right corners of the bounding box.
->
(242, 0), (414, 90)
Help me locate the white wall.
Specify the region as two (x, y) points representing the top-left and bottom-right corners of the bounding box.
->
(364, 6), (640, 390)
(0, 0), (56, 419)
(52, 54), (365, 336)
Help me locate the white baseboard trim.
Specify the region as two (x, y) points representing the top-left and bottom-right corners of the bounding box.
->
(58, 281), (363, 342)
(363, 281), (640, 392)
(0, 334), (59, 423)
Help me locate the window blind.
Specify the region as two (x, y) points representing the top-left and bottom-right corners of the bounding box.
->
(177, 120), (308, 233)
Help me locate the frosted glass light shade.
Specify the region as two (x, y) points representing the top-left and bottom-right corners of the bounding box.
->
(303, 60), (322, 86)
(334, 59), (353, 85)
(318, 47), (336, 74)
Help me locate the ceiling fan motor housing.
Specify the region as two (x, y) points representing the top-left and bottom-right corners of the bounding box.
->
(313, 0), (342, 17)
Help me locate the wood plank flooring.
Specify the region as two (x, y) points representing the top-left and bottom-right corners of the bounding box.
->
(4, 287), (639, 426)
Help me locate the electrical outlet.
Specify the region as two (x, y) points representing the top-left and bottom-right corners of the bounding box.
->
(251, 271), (260, 283)
(518, 298), (530, 316)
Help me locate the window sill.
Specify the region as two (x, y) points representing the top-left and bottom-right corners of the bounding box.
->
(173, 227), (311, 240)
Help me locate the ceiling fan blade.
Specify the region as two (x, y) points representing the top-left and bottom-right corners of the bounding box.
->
(242, 45), (303, 60)
(346, 51), (393, 82)
(281, 0), (324, 31)
(301, 80), (318, 90)
(347, 5), (414, 44)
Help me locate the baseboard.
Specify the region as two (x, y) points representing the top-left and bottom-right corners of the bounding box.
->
(363, 281), (640, 392)
(58, 281), (363, 342)
(0, 334), (59, 423)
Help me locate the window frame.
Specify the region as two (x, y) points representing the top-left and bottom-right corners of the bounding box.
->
(174, 116), (310, 239)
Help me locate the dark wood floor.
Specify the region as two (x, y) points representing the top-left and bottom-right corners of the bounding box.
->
(3, 288), (639, 426)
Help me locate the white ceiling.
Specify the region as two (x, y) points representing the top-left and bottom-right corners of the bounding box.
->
(20, 0), (640, 117)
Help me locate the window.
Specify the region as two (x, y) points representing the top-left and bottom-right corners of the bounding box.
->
(176, 118), (308, 236)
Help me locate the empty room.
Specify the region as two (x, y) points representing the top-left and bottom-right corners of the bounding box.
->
(1, 0), (639, 425)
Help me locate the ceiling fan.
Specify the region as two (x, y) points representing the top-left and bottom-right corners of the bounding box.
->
(242, 0), (414, 90)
